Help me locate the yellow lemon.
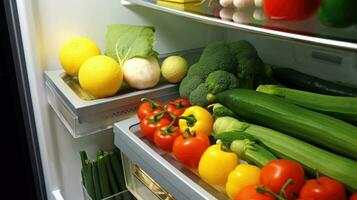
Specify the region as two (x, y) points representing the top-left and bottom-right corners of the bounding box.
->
(59, 37), (100, 76)
(78, 55), (123, 98)
(161, 56), (188, 83)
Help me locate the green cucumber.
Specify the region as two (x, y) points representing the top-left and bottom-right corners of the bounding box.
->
(257, 85), (357, 123)
(215, 89), (357, 160)
(104, 154), (120, 195)
(272, 68), (357, 96)
(110, 152), (126, 191)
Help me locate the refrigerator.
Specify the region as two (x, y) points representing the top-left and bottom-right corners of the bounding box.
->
(4, 0), (357, 199)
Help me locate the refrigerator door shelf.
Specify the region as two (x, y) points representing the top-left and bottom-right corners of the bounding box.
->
(45, 48), (201, 138)
(114, 117), (229, 200)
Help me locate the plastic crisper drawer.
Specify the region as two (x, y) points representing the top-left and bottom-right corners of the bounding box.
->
(114, 117), (229, 200)
(45, 49), (201, 138)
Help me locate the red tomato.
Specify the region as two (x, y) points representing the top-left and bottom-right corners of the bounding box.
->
(264, 0), (321, 21)
(350, 194), (357, 200)
(300, 176), (346, 200)
(172, 131), (210, 168)
(261, 159), (305, 200)
(154, 126), (181, 151)
(140, 113), (171, 141)
(137, 101), (163, 120)
(235, 185), (275, 200)
(165, 98), (190, 116)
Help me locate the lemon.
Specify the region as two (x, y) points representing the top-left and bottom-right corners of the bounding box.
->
(161, 56), (188, 83)
(78, 55), (123, 98)
(60, 37), (100, 76)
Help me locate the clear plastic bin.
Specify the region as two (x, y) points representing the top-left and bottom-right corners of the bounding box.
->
(82, 184), (136, 200)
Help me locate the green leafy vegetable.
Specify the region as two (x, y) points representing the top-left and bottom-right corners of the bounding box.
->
(105, 24), (158, 66)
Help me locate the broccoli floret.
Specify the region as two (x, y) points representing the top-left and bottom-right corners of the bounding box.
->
(199, 42), (236, 74)
(229, 40), (258, 60)
(189, 83), (209, 106)
(179, 75), (204, 98)
(205, 70), (239, 94)
(237, 57), (270, 89)
(187, 62), (216, 80)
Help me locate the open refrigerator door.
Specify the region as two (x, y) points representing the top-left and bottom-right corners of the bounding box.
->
(7, 0), (357, 199)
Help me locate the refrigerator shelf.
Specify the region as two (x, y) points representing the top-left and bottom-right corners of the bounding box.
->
(45, 49), (201, 138)
(123, 0), (357, 51)
(114, 117), (229, 200)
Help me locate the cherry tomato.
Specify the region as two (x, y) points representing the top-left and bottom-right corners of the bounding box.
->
(261, 159), (305, 200)
(137, 101), (163, 120)
(140, 113), (171, 141)
(300, 176), (346, 200)
(264, 0), (321, 21)
(235, 185), (275, 200)
(154, 126), (181, 151)
(350, 194), (357, 200)
(172, 131), (210, 168)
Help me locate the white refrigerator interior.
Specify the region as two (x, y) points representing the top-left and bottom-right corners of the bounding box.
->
(15, 0), (357, 199)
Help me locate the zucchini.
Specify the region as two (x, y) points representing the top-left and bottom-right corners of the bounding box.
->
(92, 160), (102, 200)
(257, 85), (357, 123)
(272, 68), (357, 96)
(80, 151), (95, 199)
(97, 155), (112, 198)
(215, 121), (357, 191)
(215, 89), (357, 160)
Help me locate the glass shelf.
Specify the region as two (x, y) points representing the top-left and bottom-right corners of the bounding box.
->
(124, 0), (357, 51)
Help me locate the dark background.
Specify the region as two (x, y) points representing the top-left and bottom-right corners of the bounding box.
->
(0, 1), (40, 199)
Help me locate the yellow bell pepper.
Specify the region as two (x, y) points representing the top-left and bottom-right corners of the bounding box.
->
(198, 144), (239, 186)
(226, 164), (261, 199)
(179, 106), (213, 136)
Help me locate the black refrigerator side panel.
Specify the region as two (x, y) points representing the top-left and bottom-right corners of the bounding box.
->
(1, 0), (46, 199)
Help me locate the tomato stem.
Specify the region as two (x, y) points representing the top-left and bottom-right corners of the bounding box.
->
(141, 98), (161, 109)
(279, 178), (294, 199)
(256, 186), (286, 200)
(315, 169), (320, 184)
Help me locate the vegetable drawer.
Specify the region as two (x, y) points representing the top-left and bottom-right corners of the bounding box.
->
(113, 117), (228, 200)
(45, 49), (201, 138)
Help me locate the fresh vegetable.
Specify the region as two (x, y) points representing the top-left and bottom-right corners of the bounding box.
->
(350, 194), (357, 200)
(235, 184), (275, 200)
(154, 125), (181, 151)
(272, 68), (357, 97)
(264, 0), (321, 21)
(78, 55), (123, 98)
(112, 148), (126, 191)
(122, 56), (161, 89)
(97, 155), (112, 198)
(218, 133), (277, 167)
(261, 159), (305, 200)
(137, 100), (163, 120)
(205, 70), (239, 94)
(80, 151), (96, 199)
(213, 116), (248, 134)
(172, 131), (210, 168)
(226, 164), (261, 200)
(214, 118), (357, 191)
(208, 103), (237, 119)
(92, 160), (102, 200)
(104, 153), (120, 195)
(165, 98), (190, 118)
(257, 84), (357, 123)
(300, 175), (347, 200)
(105, 24), (158, 66)
(318, 0), (357, 27)
(214, 89), (357, 160)
(179, 75), (204, 98)
(161, 55), (188, 83)
(229, 40), (273, 89)
(189, 83), (210, 106)
(60, 37), (100, 76)
(198, 144), (239, 186)
(178, 106), (213, 136)
(140, 112), (171, 141)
